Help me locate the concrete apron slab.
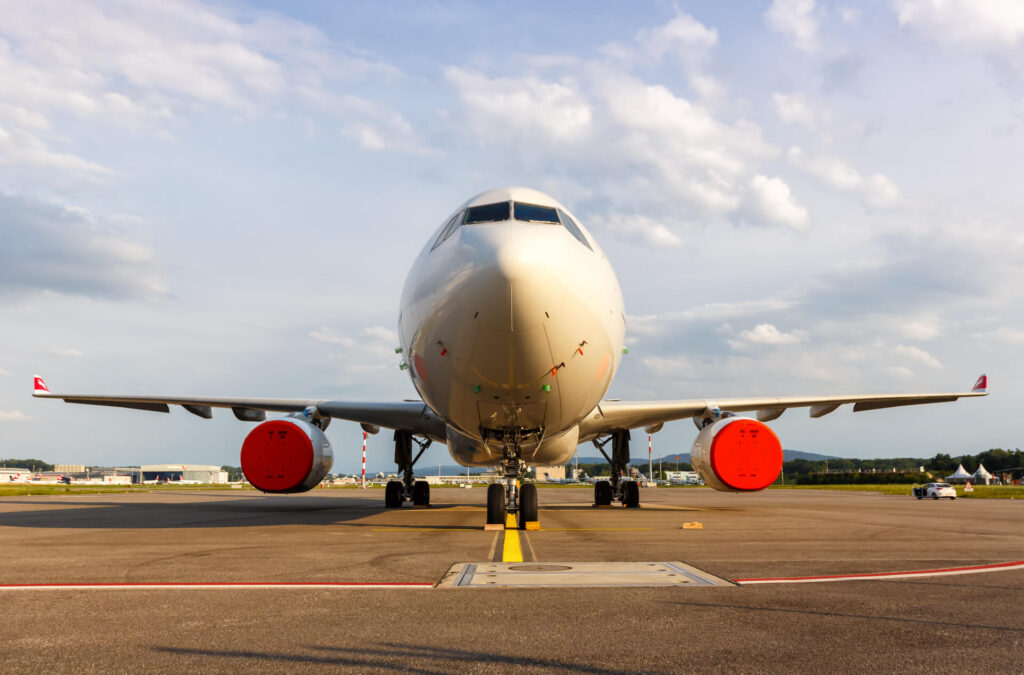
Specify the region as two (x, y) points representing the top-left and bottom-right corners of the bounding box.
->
(436, 561), (734, 588)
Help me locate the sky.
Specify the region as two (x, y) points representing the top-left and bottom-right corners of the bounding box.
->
(1, 0), (1022, 473)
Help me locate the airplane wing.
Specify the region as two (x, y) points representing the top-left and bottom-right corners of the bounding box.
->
(578, 374), (988, 439)
(31, 376), (445, 440)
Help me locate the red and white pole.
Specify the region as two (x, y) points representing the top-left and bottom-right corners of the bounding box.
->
(361, 432), (367, 489)
(648, 434), (653, 486)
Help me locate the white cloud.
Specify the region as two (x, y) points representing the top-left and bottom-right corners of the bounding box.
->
(49, 348), (83, 358)
(898, 316), (943, 341)
(974, 326), (1024, 344)
(772, 92), (818, 128)
(862, 174), (902, 208)
(0, 0), (419, 176)
(839, 6), (861, 24)
(896, 0), (1024, 49)
(787, 147), (901, 208)
(445, 67), (592, 142)
(641, 355), (696, 378)
(637, 12), (718, 63)
(0, 410), (30, 422)
(0, 195), (166, 301)
(787, 147), (861, 189)
(0, 126), (113, 176)
(628, 298), (796, 337)
(363, 326), (397, 342)
(308, 327), (355, 348)
(886, 365), (914, 378)
(591, 213), (683, 249)
(747, 174), (810, 229)
(0, 368), (10, 376)
(765, 0), (820, 52)
(893, 344), (943, 369)
(728, 323), (807, 349)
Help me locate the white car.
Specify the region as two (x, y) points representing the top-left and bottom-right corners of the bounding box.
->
(913, 482), (957, 500)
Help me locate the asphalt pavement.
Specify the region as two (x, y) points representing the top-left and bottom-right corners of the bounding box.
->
(2, 486), (1021, 673)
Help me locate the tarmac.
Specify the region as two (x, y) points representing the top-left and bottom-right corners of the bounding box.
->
(1, 486), (1022, 673)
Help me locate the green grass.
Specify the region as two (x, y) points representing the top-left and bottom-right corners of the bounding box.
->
(770, 483), (1024, 498)
(0, 484), (257, 497)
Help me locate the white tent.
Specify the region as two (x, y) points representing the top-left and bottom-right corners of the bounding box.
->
(946, 464), (972, 482)
(972, 463), (993, 485)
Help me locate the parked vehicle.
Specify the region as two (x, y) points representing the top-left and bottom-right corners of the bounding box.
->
(912, 482), (957, 500)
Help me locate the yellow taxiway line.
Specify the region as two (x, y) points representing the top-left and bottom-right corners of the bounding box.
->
(502, 513), (524, 562)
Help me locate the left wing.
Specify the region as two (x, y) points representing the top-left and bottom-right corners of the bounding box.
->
(578, 374), (988, 440)
(31, 376), (445, 440)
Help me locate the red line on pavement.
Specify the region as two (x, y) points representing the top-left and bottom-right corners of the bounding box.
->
(0, 582), (434, 590)
(733, 559), (1024, 584)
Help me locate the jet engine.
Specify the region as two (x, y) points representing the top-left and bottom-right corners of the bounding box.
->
(690, 417), (782, 492)
(241, 416), (333, 493)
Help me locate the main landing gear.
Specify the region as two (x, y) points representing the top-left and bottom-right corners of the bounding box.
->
(484, 430), (539, 529)
(384, 431), (432, 508)
(591, 431), (640, 508)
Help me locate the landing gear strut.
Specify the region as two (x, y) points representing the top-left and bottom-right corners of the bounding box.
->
(592, 431), (640, 508)
(484, 429), (539, 528)
(384, 431), (432, 508)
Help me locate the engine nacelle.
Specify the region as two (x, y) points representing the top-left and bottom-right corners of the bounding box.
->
(690, 417), (782, 492)
(241, 417), (333, 493)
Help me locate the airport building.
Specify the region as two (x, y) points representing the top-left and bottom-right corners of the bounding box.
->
(140, 464), (228, 484)
(1, 467), (32, 483)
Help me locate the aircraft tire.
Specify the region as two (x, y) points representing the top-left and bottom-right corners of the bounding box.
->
(594, 480), (612, 506)
(385, 480), (403, 508)
(623, 480), (640, 508)
(412, 480), (430, 506)
(486, 483), (506, 524)
(519, 483), (538, 526)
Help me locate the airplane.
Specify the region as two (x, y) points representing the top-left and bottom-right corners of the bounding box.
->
(32, 186), (988, 527)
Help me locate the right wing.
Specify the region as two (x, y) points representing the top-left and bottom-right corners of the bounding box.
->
(578, 374), (988, 440)
(31, 376), (445, 440)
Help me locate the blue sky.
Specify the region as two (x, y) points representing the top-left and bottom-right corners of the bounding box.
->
(1, 0), (1021, 472)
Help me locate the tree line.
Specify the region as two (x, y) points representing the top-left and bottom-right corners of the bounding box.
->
(575, 448), (1022, 483)
(0, 458), (55, 472)
(783, 448), (1023, 478)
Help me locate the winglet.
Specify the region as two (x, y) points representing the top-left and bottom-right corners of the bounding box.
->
(33, 375), (51, 396)
(971, 374), (987, 393)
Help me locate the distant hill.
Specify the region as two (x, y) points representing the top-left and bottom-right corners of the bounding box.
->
(347, 451), (842, 476)
(572, 449), (841, 465)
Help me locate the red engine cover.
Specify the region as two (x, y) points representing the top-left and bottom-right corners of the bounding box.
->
(241, 420), (315, 493)
(707, 418), (783, 491)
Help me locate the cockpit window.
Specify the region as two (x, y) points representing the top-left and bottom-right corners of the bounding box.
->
(431, 209), (465, 250)
(464, 202), (510, 224)
(558, 209), (593, 251)
(514, 202), (560, 223)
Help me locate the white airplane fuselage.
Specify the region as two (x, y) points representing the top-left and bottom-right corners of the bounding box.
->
(398, 187), (625, 467)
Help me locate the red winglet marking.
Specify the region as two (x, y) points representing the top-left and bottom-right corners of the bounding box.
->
(33, 376), (49, 393)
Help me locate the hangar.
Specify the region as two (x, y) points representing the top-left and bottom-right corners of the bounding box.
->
(140, 464), (228, 484)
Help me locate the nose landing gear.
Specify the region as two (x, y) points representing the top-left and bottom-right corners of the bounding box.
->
(484, 429), (541, 528)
